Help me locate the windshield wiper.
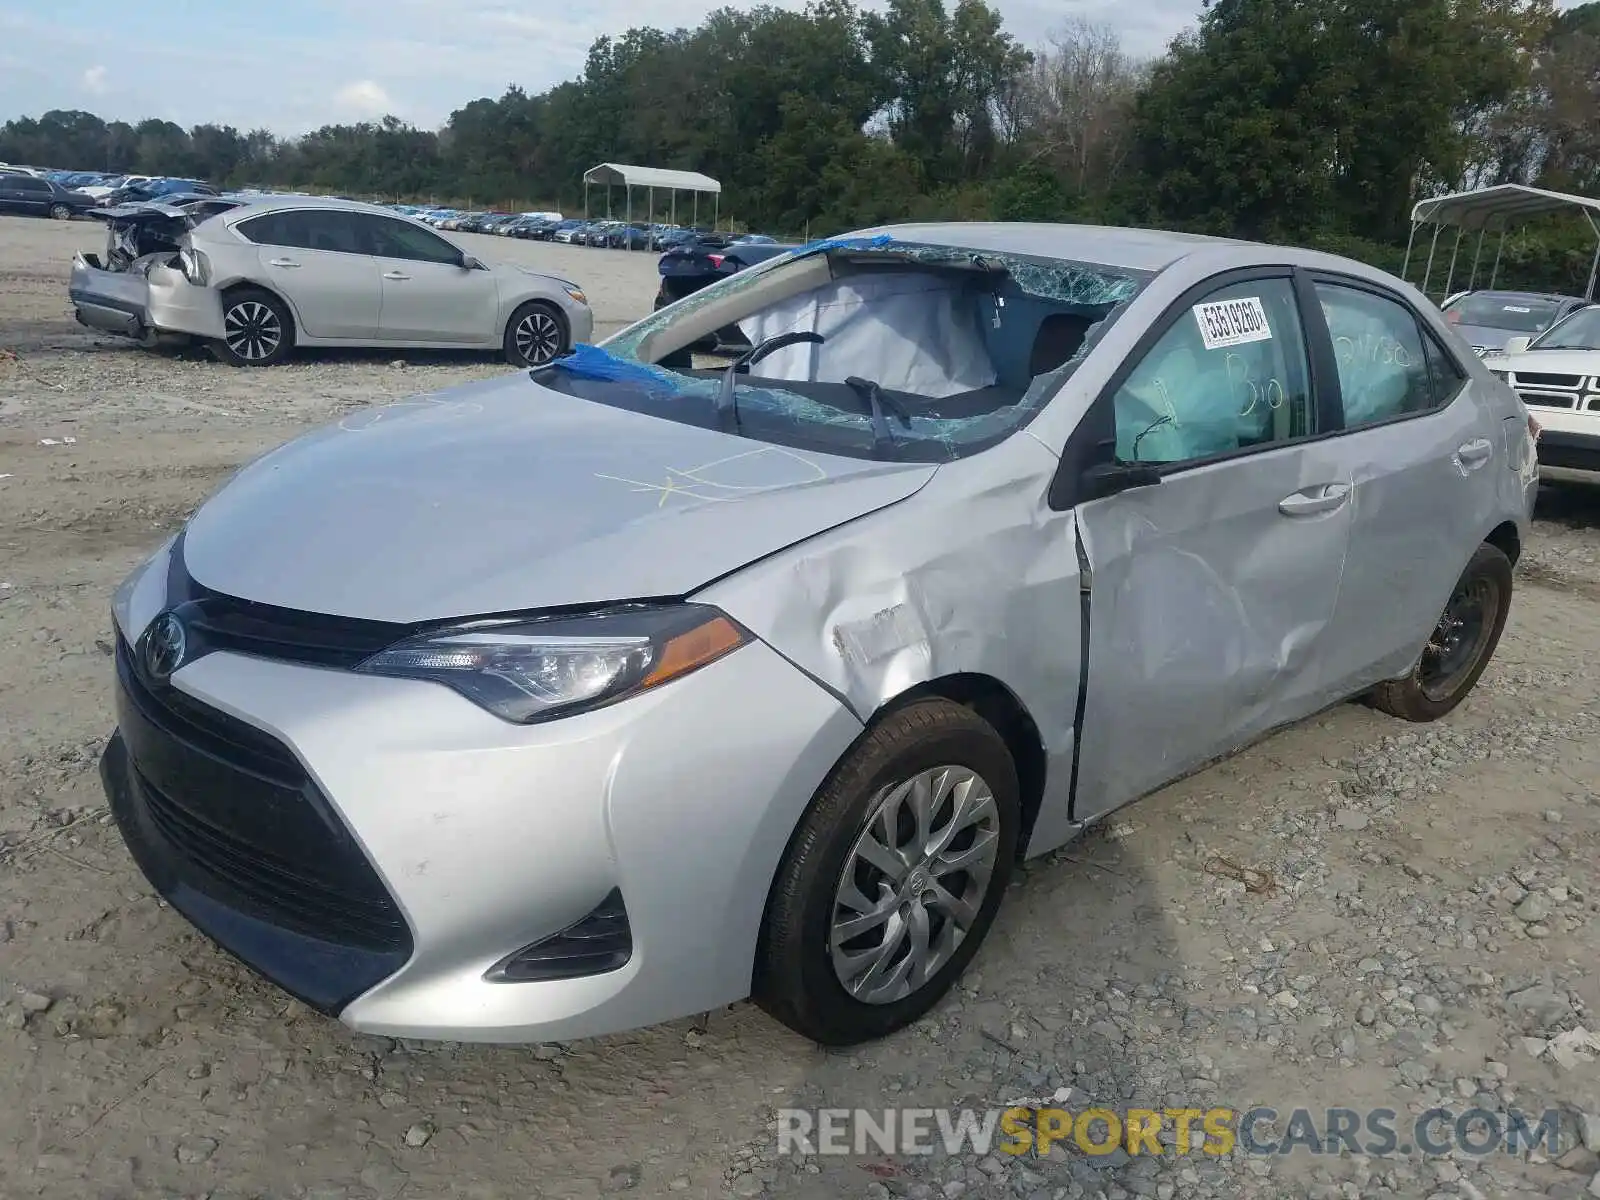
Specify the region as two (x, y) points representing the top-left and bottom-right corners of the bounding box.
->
(716, 331), (826, 433)
(843, 376), (914, 457)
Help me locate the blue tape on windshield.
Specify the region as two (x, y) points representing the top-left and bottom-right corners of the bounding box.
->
(542, 344), (679, 389)
(787, 233), (899, 258)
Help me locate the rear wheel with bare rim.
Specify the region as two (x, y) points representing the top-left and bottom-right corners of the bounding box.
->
(503, 300), (566, 367)
(1369, 542), (1513, 722)
(755, 699), (1020, 1045)
(211, 288), (293, 367)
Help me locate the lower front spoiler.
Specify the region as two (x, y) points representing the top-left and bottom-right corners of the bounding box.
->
(1537, 429), (1600, 485)
(101, 730), (409, 1014)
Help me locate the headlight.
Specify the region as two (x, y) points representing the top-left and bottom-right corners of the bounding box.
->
(355, 604), (749, 724)
(563, 284), (588, 305)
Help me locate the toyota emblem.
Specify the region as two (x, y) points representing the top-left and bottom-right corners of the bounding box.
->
(144, 612), (187, 681)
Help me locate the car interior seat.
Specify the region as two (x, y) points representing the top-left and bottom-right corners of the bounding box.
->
(1029, 313), (1093, 377)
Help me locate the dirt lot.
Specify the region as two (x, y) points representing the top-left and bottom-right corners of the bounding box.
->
(3, 212), (1600, 1200)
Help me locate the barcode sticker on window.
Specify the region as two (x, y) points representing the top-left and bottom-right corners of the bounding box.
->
(1194, 297), (1272, 350)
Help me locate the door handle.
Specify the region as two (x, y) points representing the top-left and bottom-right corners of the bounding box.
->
(1278, 482), (1353, 517)
(1455, 438), (1493, 469)
(266, 257), (300, 268)
(383, 271), (411, 281)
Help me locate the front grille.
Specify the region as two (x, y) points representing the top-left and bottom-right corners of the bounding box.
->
(163, 533), (409, 670)
(114, 635), (410, 953)
(1519, 390), (1578, 410)
(1515, 372), (1585, 389)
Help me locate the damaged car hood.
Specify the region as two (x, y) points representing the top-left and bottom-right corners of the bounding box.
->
(182, 374), (936, 623)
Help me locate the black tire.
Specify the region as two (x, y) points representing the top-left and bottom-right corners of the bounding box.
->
(1369, 543), (1513, 722)
(503, 300), (567, 367)
(755, 699), (1020, 1045)
(48, 204), (73, 220)
(210, 287), (293, 367)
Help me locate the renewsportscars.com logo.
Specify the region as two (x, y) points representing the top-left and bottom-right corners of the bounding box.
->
(777, 1106), (1566, 1160)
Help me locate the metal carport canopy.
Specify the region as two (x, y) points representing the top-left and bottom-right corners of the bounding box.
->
(582, 163), (722, 229)
(582, 164), (721, 194)
(1402, 183), (1600, 301)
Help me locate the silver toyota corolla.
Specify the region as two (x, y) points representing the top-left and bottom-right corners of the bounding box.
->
(101, 223), (1538, 1046)
(68, 195), (593, 367)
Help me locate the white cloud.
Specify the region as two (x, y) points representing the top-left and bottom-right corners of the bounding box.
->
(82, 64), (107, 95)
(333, 79), (393, 118)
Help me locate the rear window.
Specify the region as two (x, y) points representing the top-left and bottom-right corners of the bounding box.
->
(1443, 294), (1565, 334)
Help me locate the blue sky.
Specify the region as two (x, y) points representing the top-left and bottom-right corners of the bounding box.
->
(0, 0), (1199, 134)
(0, 0), (1588, 135)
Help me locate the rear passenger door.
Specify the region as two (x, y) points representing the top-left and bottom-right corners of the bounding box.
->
(233, 210), (381, 341)
(1307, 276), (1503, 693)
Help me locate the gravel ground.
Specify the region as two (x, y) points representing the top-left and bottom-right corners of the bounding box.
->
(3, 212), (1600, 1200)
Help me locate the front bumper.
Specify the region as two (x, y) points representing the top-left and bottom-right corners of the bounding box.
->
(68, 252), (225, 342)
(104, 564), (860, 1042)
(1537, 431), (1600, 485)
(1531, 409), (1600, 486)
(563, 297), (596, 346)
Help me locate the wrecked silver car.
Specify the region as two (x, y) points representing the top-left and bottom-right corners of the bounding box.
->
(69, 195), (246, 346)
(100, 223), (1536, 1047)
(69, 194), (593, 366)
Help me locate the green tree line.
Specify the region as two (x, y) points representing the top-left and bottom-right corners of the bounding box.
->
(4, 0), (1599, 292)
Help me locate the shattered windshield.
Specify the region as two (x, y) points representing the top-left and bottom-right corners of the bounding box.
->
(534, 236), (1150, 463)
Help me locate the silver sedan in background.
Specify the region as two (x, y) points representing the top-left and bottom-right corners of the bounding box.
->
(100, 223), (1536, 1047)
(68, 195), (593, 366)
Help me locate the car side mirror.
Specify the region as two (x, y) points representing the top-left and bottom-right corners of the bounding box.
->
(460, 254), (485, 271)
(1502, 335), (1532, 355)
(1081, 459), (1161, 500)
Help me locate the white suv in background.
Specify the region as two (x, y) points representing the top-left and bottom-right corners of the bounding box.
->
(1483, 304), (1600, 486)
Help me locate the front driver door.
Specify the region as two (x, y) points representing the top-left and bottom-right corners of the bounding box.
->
(1067, 271), (1354, 823)
(362, 216), (500, 344)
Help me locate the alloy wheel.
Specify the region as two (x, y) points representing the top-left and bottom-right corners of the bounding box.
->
(223, 301), (283, 362)
(829, 765), (1000, 1005)
(514, 309), (562, 366)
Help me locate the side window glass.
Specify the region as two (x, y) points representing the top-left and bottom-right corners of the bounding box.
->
(293, 211), (364, 254)
(1422, 331), (1466, 408)
(238, 211), (364, 253)
(1314, 283), (1433, 426)
(1111, 277), (1314, 465)
(237, 212), (294, 248)
(369, 217), (463, 265)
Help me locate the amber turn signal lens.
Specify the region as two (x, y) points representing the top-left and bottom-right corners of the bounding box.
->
(641, 616), (748, 689)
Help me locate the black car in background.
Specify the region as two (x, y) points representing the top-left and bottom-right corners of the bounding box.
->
(654, 233), (800, 308)
(0, 174), (98, 219)
(100, 178), (218, 207)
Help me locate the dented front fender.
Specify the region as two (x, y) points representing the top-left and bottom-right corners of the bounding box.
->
(696, 432), (1086, 857)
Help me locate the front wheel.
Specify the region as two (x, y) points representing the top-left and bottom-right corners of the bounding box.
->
(1369, 542), (1512, 722)
(49, 204), (73, 220)
(755, 699), (1020, 1045)
(210, 288), (293, 367)
(503, 300), (567, 367)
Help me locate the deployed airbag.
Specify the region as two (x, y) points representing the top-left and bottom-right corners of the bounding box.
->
(736, 272), (998, 398)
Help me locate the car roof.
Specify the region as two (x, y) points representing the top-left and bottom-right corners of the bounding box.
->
(854, 222), (1252, 273)
(217, 195), (431, 221)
